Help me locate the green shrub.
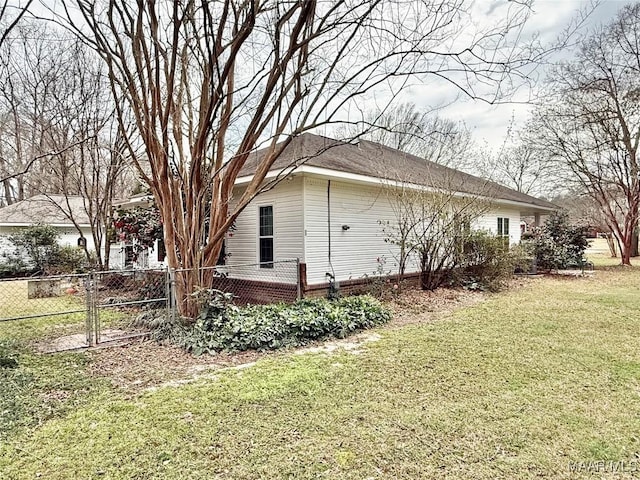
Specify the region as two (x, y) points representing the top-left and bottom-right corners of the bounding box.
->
(0, 253), (29, 277)
(525, 211), (588, 271)
(0, 225), (88, 275)
(48, 245), (87, 274)
(453, 230), (526, 291)
(157, 292), (391, 355)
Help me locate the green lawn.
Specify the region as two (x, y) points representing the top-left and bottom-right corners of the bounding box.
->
(2, 258), (640, 478)
(0, 279), (87, 340)
(0, 278), (132, 342)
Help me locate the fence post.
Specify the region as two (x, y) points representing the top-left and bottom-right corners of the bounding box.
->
(94, 272), (101, 345)
(165, 267), (170, 323)
(84, 273), (94, 347)
(166, 267), (176, 323)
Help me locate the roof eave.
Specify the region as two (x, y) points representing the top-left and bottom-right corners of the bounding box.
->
(234, 166), (558, 213)
(0, 222), (92, 228)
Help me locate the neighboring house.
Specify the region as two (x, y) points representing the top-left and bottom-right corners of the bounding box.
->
(108, 237), (166, 270)
(110, 193), (166, 270)
(0, 195), (96, 257)
(226, 133), (556, 296)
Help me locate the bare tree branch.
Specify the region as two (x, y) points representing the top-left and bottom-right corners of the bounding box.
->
(0, 138), (91, 184)
(0, 0), (34, 48)
(51, 0), (550, 317)
(532, 3), (640, 265)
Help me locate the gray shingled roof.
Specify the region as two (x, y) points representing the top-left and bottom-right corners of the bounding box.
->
(0, 195), (90, 225)
(240, 133), (557, 210)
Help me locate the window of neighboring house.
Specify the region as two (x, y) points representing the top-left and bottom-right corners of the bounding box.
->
(259, 205), (274, 268)
(157, 238), (166, 262)
(77, 237), (86, 248)
(138, 248), (149, 268)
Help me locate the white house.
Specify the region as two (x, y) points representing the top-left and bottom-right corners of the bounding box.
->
(110, 134), (555, 300)
(0, 195), (97, 257)
(224, 134), (556, 296)
(0, 194), (167, 272)
(110, 193), (166, 271)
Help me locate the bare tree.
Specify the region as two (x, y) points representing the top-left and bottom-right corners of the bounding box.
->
(56, 0), (544, 317)
(40, 39), (135, 269)
(0, 0), (34, 48)
(494, 143), (545, 196)
(334, 102), (473, 169)
(533, 3), (640, 265)
(0, 26), (134, 267)
(381, 180), (490, 290)
(472, 115), (556, 197)
(0, 23), (70, 204)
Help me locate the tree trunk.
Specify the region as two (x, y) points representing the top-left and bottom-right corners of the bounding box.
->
(171, 258), (222, 320)
(620, 232), (633, 266)
(606, 234), (617, 257)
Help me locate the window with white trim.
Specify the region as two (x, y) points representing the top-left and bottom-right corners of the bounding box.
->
(497, 217), (510, 249)
(259, 205), (274, 268)
(497, 217), (510, 237)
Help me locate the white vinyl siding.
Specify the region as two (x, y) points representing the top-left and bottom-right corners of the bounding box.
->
(302, 177), (329, 284)
(303, 178), (413, 285)
(472, 207), (522, 245)
(304, 179), (525, 285)
(226, 176), (304, 268)
(228, 174), (525, 286)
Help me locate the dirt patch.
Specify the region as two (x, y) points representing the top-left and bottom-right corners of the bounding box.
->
(295, 332), (383, 356)
(386, 286), (486, 327)
(35, 329), (144, 353)
(87, 340), (270, 391)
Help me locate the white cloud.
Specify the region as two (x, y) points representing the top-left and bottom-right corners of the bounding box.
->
(406, 0), (624, 150)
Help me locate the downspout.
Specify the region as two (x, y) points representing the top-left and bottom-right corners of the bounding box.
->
(326, 180), (338, 298)
(327, 180), (331, 264)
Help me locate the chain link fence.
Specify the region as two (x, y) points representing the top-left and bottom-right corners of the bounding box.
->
(0, 259), (300, 350)
(0, 273), (90, 344)
(90, 269), (169, 344)
(172, 259), (300, 307)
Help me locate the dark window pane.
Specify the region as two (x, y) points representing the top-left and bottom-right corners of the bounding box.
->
(259, 238), (273, 268)
(259, 205), (273, 237)
(157, 239), (166, 262)
(497, 217), (503, 236)
(504, 218), (509, 236)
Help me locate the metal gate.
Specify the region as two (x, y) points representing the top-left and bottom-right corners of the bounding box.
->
(0, 269), (170, 350)
(1, 260), (300, 351)
(86, 269), (170, 346)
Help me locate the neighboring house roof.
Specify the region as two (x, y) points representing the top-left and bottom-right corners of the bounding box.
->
(113, 192), (153, 209)
(0, 195), (91, 226)
(238, 133), (557, 211)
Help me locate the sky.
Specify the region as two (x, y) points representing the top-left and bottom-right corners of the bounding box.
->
(406, 0), (626, 152)
(16, 0), (626, 155)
